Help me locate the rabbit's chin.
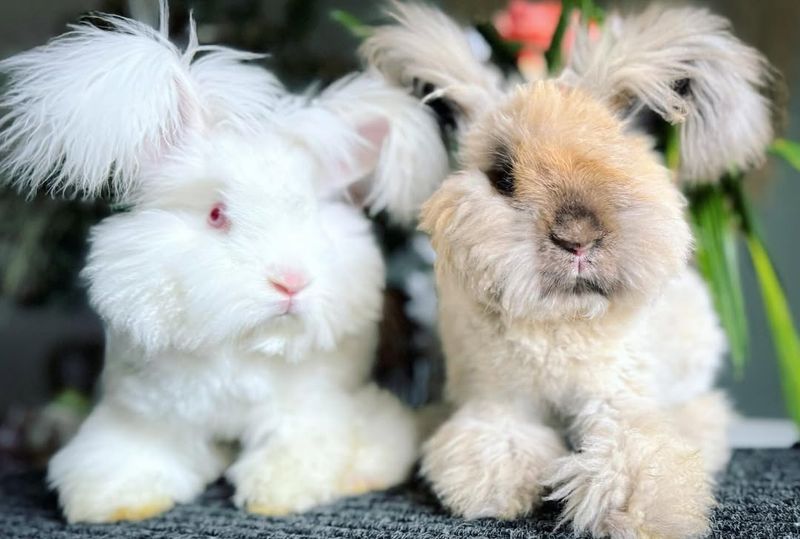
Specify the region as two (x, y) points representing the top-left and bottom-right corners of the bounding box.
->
(105, 300), (347, 362)
(531, 293), (611, 322)
(246, 335), (324, 363)
(241, 315), (339, 362)
(452, 262), (638, 324)
(489, 287), (617, 324)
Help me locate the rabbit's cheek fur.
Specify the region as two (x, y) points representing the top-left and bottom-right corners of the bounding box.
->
(85, 205), (383, 359)
(422, 172), (547, 318)
(428, 83), (692, 321)
(83, 135), (385, 359)
(421, 173), (618, 320)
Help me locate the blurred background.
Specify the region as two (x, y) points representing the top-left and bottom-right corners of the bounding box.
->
(1, 0), (798, 464)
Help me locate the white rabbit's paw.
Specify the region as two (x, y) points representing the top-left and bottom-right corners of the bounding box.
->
(105, 498), (174, 523)
(54, 478), (176, 524)
(230, 437), (372, 516)
(48, 446), (217, 524)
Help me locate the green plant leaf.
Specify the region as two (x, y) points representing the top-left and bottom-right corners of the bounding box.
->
(544, 0), (603, 74)
(688, 184), (749, 374)
(544, 0), (576, 74)
(746, 236), (800, 425)
(329, 9), (371, 39)
(53, 388), (92, 416)
(474, 23), (522, 77)
(670, 126), (748, 373)
(724, 176), (800, 425)
(664, 121), (681, 170)
(769, 138), (800, 172)
(579, 0), (605, 24)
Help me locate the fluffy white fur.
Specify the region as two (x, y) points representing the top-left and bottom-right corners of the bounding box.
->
(563, 5), (774, 183)
(362, 4), (759, 538)
(0, 14), (192, 199)
(291, 72), (450, 223)
(0, 5), (447, 523)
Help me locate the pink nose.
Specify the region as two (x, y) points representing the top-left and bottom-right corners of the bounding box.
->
(269, 272), (309, 297)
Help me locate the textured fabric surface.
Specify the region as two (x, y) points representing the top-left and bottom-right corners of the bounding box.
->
(1, 449), (798, 538)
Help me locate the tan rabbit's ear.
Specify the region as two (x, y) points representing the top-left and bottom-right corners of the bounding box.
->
(561, 5), (775, 183)
(360, 2), (504, 134)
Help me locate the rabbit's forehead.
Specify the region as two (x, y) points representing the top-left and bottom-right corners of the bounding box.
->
(482, 83), (627, 162)
(139, 130), (321, 212)
(466, 82), (673, 205)
(203, 131), (318, 192)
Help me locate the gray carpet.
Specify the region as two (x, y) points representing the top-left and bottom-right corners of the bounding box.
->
(1, 449), (798, 538)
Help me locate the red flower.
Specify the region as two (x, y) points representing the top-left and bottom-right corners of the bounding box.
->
(494, 0), (601, 79)
(494, 0), (562, 49)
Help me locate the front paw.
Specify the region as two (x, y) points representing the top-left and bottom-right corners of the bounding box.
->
(421, 408), (566, 520)
(545, 435), (713, 538)
(48, 430), (217, 523)
(49, 465), (176, 524)
(229, 435), (383, 516)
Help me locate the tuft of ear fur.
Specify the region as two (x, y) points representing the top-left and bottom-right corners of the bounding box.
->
(360, 2), (503, 130)
(297, 72), (449, 224)
(0, 5), (286, 200)
(0, 14), (198, 199)
(189, 47), (285, 128)
(562, 5), (774, 183)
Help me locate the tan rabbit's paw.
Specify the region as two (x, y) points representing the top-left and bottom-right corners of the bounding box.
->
(546, 436), (713, 539)
(421, 407), (567, 520)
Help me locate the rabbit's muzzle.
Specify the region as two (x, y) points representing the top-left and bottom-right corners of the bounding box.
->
(548, 203), (605, 257)
(537, 201), (617, 300)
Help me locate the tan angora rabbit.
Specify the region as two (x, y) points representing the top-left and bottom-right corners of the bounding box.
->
(0, 2), (449, 523)
(363, 3), (774, 538)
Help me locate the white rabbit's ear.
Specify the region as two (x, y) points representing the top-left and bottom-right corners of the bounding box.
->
(562, 5), (774, 183)
(360, 1), (503, 132)
(0, 6), (201, 199)
(299, 73), (449, 224)
(189, 46), (285, 128)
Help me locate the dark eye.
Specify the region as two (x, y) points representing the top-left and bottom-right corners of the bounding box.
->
(485, 146), (515, 197)
(674, 78), (691, 97)
(208, 202), (229, 230)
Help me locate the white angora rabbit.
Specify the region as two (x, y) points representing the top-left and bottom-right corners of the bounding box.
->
(0, 2), (448, 523)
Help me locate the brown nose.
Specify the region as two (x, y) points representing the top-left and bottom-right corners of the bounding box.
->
(549, 204), (604, 255)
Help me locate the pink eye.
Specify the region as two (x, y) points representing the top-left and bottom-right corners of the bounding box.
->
(208, 203), (229, 229)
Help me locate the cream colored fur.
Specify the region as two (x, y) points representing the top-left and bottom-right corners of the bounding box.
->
(563, 5), (773, 183)
(360, 1), (504, 126)
(416, 84), (732, 539)
(422, 192), (728, 539)
(361, 5), (757, 537)
(424, 239), (728, 536)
